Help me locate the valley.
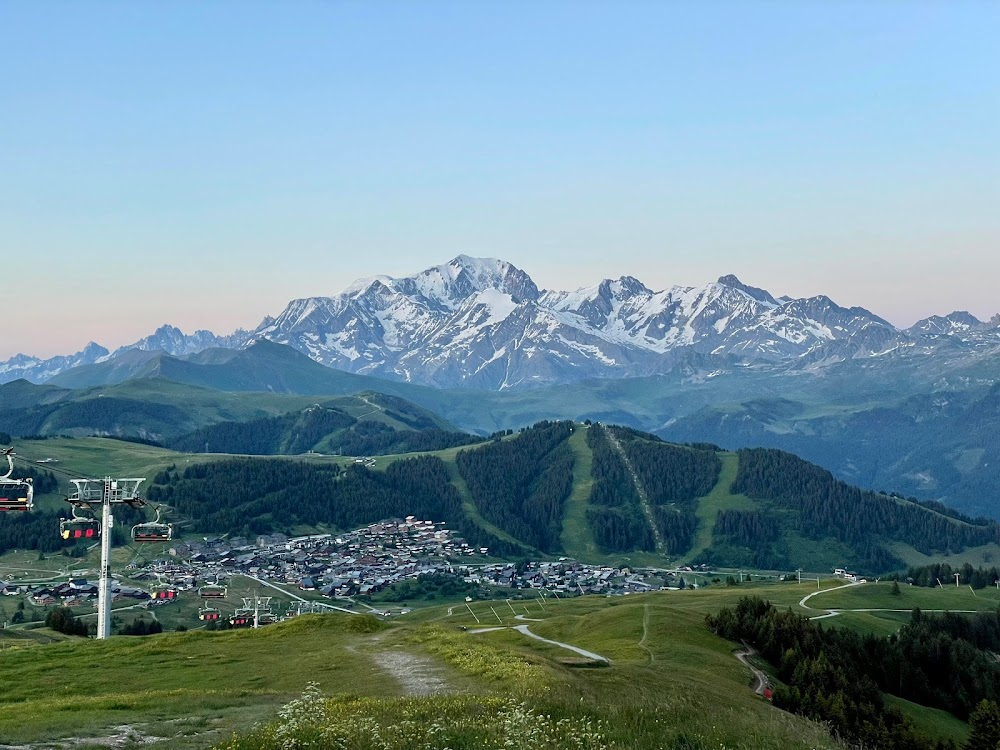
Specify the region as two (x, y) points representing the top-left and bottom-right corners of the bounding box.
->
(4, 411), (999, 750)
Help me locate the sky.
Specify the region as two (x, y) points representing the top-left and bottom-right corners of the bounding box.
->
(2, 1), (998, 359)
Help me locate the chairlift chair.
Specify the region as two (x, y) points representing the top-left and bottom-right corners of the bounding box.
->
(198, 584), (228, 599)
(150, 587), (177, 601)
(0, 449), (33, 512)
(59, 506), (101, 540)
(198, 606), (221, 621)
(132, 506), (173, 543)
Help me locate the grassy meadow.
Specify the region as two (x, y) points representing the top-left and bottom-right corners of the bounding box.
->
(3, 578), (987, 749)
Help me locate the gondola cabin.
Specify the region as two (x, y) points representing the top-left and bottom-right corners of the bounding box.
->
(198, 608), (221, 622)
(131, 522), (172, 543)
(151, 588), (177, 601)
(0, 480), (33, 512)
(59, 517), (101, 540)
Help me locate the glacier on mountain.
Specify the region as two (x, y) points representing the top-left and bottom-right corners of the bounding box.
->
(4, 256), (999, 389)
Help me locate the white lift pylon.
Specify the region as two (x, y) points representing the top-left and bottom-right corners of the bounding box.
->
(68, 477), (146, 640)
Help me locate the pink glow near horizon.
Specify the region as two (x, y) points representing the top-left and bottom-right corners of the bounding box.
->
(8, 254), (998, 361)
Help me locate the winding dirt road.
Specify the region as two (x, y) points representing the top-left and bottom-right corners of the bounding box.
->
(734, 644), (768, 696)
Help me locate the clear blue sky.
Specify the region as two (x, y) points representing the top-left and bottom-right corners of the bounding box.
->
(2, 1), (998, 358)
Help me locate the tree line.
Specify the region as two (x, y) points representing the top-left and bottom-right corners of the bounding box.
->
(708, 595), (1000, 749)
(167, 406), (478, 457)
(903, 562), (1000, 590)
(618, 429), (719, 556)
(700, 508), (792, 570)
(456, 421), (575, 554)
(732, 448), (1000, 573)
(584, 424), (654, 554)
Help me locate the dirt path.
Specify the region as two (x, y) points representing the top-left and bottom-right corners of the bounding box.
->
(468, 622), (610, 663)
(795, 581), (978, 622)
(637, 603), (654, 665)
(734, 645), (768, 696)
(371, 647), (449, 696)
(513, 624), (609, 663)
(0, 724), (164, 749)
(605, 428), (663, 551)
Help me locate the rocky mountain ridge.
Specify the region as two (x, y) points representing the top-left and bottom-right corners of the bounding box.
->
(5, 256), (999, 389)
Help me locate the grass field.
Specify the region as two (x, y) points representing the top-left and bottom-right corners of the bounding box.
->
(886, 695), (970, 746)
(892, 541), (1000, 569)
(3, 579), (986, 748)
(0, 582), (846, 750)
(559, 425), (601, 561)
(805, 580), (1000, 613)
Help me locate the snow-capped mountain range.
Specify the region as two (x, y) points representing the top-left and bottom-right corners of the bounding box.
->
(5, 256), (1000, 390)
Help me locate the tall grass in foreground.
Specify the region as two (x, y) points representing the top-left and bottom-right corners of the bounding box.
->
(215, 684), (837, 750)
(217, 686), (611, 750)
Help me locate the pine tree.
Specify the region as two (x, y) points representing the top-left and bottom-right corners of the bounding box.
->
(966, 699), (1000, 750)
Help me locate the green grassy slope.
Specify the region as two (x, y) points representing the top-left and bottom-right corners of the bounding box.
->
(558, 425), (600, 561)
(0, 585), (849, 750)
(807, 580), (1000, 612)
(5, 574), (991, 747)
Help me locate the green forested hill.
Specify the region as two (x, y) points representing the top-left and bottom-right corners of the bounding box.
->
(165, 393), (479, 457)
(16, 421), (988, 574)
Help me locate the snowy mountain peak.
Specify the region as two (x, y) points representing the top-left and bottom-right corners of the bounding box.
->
(6, 257), (1000, 390)
(909, 311), (985, 336)
(408, 256), (539, 307)
(716, 275), (779, 306)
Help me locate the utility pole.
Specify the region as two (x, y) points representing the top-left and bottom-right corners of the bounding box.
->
(68, 477), (146, 640)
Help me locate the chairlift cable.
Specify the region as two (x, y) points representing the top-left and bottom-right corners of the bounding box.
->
(11, 453), (97, 482)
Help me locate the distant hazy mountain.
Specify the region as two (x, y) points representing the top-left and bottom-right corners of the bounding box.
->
(7, 256), (997, 390)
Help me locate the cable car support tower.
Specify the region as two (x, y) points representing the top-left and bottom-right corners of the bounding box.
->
(68, 477), (147, 639)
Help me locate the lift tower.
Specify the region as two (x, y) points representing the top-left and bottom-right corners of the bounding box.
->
(68, 477), (146, 639)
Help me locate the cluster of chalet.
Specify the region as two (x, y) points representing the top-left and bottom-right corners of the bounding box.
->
(153, 517), (478, 597)
(22, 579), (148, 607)
(464, 561), (673, 595)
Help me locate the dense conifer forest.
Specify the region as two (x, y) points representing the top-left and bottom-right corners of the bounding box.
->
(732, 448), (1000, 572)
(456, 421), (575, 553)
(708, 595), (1000, 749)
(584, 424), (654, 553)
(615, 428), (719, 555)
(166, 405), (478, 456)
